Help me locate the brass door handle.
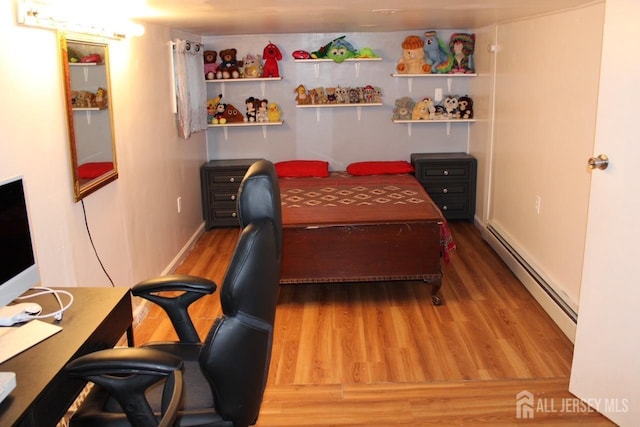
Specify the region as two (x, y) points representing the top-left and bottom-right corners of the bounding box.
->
(588, 154), (609, 170)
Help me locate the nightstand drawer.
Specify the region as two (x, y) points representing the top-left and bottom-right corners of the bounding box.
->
(430, 196), (469, 220)
(417, 163), (470, 181)
(207, 172), (246, 186)
(423, 182), (468, 196)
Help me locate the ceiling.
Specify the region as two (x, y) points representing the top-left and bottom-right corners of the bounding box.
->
(132, 0), (600, 36)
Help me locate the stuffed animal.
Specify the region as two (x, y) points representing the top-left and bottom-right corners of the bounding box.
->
(423, 31), (453, 74)
(221, 103), (244, 122)
(392, 97), (415, 120)
(212, 102), (227, 124)
(449, 33), (475, 73)
(443, 96), (459, 118)
(325, 36), (357, 63)
(262, 43), (282, 78)
(257, 99), (269, 123)
(363, 85), (376, 103)
(412, 97), (436, 120)
(216, 49), (242, 79)
(95, 87), (108, 108)
(348, 88), (360, 104)
(294, 84), (309, 105)
(204, 50), (218, 80)
(314, 87), (327, 104)
(337, 86), (350, 104)
(244, 96), (258, 122)
(326, 87), (338, 103)
(396, 35), (431, 74)
(458, 95), (474, 119)
(242, 54), (263, 78)
(355, 47), (379, 59)
(267, 102), (282, 122)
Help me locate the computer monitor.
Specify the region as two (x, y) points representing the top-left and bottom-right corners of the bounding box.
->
(0, 176), (40, 309)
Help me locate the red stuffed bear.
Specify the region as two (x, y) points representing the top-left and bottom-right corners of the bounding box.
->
(262, 42), (282, 78)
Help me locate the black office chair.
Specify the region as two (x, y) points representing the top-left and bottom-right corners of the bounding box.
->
(66, 218), (280, 427)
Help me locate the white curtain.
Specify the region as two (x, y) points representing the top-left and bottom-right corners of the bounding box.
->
(174, 39), (207, 139)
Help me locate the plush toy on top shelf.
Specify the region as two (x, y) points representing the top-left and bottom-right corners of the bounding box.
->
(216, 48), (243, 79)
(242, 54), (264, 78)
(449, 33), (475, 73)
(423, 31), (453, 74)
(396, 35), (431, 74)
(262, 42), (282, 78)
(204, 50), (218, 80)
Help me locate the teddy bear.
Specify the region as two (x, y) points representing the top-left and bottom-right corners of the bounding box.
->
(396, 35), (431, 74)
(326, 87), (338, 104)
(241, 54), (263, 78)
(449, 33), (475, 73)
(244, 96), (258, 122)
(412, 97), (436, 120)
(348, 88), (360, 104)
(267, 102), (282, 122)
(262, 42), (282, 78)
(336, 86), (349, 104)
(203, 50), (218, 80)
(392, 97), (415, 120)
(314, 87), (327, 104)
(423, 31), (453, 74)
(458, 95), (474, 119)
(216, 49), (242, 79)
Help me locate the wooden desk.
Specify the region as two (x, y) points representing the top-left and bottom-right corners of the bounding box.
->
(0, 287), (133, 427)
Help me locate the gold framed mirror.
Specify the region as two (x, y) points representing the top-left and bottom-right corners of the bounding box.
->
(60, 32), (118, 201)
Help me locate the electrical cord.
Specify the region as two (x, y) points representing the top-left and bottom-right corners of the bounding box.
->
(81, 199), (115, 287)
(17, 287), (74, 321)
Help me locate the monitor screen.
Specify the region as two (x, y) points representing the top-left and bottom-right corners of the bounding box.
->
(0, 176), (40, 308)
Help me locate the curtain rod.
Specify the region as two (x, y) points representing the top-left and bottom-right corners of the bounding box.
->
(171, 40), (203, 52)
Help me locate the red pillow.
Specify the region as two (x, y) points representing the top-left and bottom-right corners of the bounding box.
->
(77, 162), (114, 179)
(347, 161), (414, 176)
(275, 160), (329, 178)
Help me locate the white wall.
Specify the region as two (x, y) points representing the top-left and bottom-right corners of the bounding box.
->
(202, 31), (473, 167)
(1, 1), (207, 293)
(477, 4), (604, 314)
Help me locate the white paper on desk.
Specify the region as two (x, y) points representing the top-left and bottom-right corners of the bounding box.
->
(0, 320), (62, 364)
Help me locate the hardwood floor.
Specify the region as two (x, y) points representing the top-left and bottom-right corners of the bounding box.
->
(134, 222), (613, 425)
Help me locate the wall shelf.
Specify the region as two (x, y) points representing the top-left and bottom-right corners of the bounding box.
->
(296, 103), (382, 108)
(392, 73), (476, 92)
(296, 58), (381, 78)
(207, 121), (284, 140)
(207, 77), (282, 97)
(393, 119), (476, 136)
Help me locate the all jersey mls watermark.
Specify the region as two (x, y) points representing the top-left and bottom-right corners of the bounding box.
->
(516, 390), (629, 419)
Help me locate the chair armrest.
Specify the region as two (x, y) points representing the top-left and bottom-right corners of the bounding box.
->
(132, 274), (217, 343)
(67, 348), (183, 427)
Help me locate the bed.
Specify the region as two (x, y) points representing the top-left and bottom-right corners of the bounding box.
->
(278, 164), (455, 305)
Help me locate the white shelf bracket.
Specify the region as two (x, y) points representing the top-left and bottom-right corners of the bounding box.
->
(407, 78), (413, 93)
(314, 63), (320, 79)
(357, 106), (362, 121)
(260, 81), (266, 97)
(316, 108), (321, 122)
(354, 62), (360, 78)
(223, 127), (228, 140)
(446, 122), (451, 136)
(220, 82), (226, 98)
(447, 78), (453, 93)
(83, 67), (89, 82)
(262, 125), (267, 139)
(407, 122), (412, 137)
(85, 110), (91, 124)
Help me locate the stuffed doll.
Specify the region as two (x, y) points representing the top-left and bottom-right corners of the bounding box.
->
(257, 99), (269, 122)
(392, 97), (415, 120)
(244, 96), (258, 122)
(204, 50), (218, 80)
(267, 102), (282, 122)
(212, 102), (227, 124)
(449, 33), (475, 73)
(423, 31), (453, 74)
(242, 54), (263, 78)
(396, 35), (431, 74)
(262, 43), (282, 78)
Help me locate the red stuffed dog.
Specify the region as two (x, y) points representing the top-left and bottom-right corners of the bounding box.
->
(263, 42), (282, 78)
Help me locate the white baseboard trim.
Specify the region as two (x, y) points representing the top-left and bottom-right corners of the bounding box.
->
(480, 224), (577, 343)
(131, 222), (207, 327)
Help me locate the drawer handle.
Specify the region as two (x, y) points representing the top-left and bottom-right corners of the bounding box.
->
(232, 212), (237, 217)
(442, 205), (448, 211)
(231, 195), (236, 201)
(442, 188), (448, 194)
(443, 170), (449, 176)
(229, 177), (235, 183)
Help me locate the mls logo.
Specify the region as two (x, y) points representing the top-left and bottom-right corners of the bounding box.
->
(516, 390), (535, 419)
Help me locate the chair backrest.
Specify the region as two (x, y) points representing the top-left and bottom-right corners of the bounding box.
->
(237, 159), (282, 262)
(199, 219), (280, 426)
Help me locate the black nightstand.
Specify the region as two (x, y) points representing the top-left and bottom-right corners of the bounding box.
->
(411, 153), (477, 222)
(200, 159), (262, 229)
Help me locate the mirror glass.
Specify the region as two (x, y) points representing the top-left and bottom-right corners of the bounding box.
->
(60, 32), (118, 201)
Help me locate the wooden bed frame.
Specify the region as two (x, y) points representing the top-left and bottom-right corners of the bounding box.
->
(279, 172), (450, 305)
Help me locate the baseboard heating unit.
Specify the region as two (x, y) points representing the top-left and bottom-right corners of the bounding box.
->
(483, 224), (578, 341)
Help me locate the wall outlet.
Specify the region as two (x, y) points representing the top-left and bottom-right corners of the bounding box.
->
(177, 196), (182, 213)
(435, 88), (443, 102)
(535, 195), (541, 214)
